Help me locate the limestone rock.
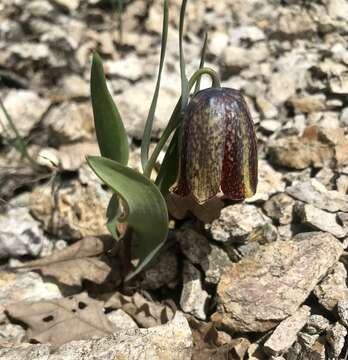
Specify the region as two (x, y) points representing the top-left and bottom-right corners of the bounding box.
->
(0, 207), (45, 258)
(180, 261), (209, 320)
(30, 180), (109, 240)
(295, 203), (347, 238)
(107, 309), (139, 331)
(0, 312), (192, 360)
(286, 179), (348, 212)
(326, 322), (347, 359)
(43, 102), (94, 145)
(313, 262), (348, 311)
(212, 232), (343, 332)
(337, 299), (348, 327)
(263, 306), (311, 356)
(0, 90), (50, 138)
(209, 204), (273, 244)
(263, 193), (295, 225)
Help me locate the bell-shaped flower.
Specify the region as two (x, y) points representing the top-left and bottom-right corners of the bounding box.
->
(173, 87), (258, 204)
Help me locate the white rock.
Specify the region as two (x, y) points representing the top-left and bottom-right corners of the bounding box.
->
(0, 90), (50, 137)
(180, 261), (209, 320)
(0, 207), (45, 258)
(107, 309), (139, 331)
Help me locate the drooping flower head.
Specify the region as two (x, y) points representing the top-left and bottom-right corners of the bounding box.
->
(173, 87), (258, 204)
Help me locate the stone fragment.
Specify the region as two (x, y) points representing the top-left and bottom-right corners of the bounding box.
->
(0, 323), (26, 345)
(50, 0), (79, 11)
(246, 160), (285, 203)
(0, 312), (192, 360)
(0, 207), (45, 258)
(286, 179), (348, 212)
(30, 180), (109, 240)
(289, 95), (326, 113)
(263, 193), (295, 225)
(268, 136), (333, 170)
(209, 204), (271, 244)
(141, 250), (178, 290)
(269, 71), (296, 105)
(177, 229), (233, 284)
(0, 90), (50, 137)
(180, 261), (209, 320)
(107, 309), (139, 331)
(326, 322), (347, 359)
(297, 332), (319, 350)
(337, 299), (348, 327)
(336, 174), (348, 194)
(43, 102), (93, 145)
(295, 203), (347, 238)
(313, 262), (348, 311)
(259, 120), (281, 134)
(212, 233), (343, 332)
(59, 75), (89, 99)
(256, 97), (278, 119)
(304, 315), (330, 335)
(263, 306), (310, 356)
(0, 271), (62, 318)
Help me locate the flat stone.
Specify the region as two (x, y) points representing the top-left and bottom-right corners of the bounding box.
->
(326, 322), (347, 359)
(256, 97), (278, 119)
(313, 262), (348, 311)
(180, 261), (209, 320)
(212, 232), (343, 332)
(0, 90), (50, 138)
(263, 306), (311, 355)
(0, 323), (26, 345)
(209, 204), (270, 244)
(286, 179), (348, 212)
(337, 299), (348, 327)
(50, 0), (79, 11)
(0, 312), (192, 360)
(295, 203), (347, 238)
(0, 207), (45, 258)
(268, 136), (333, 170)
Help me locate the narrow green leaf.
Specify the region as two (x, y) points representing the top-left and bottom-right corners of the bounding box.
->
(155, 128), (180, 197)
(86, 156), (169, 281)
(179, 0), (189, 112)
(141, 0), (169, 172)
(194, 32), (208, 94)
(91, 53), (129, 165)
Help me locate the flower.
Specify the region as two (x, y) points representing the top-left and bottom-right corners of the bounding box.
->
(173, 87), (258, 204)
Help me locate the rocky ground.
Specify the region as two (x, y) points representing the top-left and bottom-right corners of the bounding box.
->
(0, 0), (348, 359)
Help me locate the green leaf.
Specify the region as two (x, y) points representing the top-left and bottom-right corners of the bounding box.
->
(141, 0), (169, 172)
(179, 0), (189, 112)
(194, 32), (208, 94)
(87, 156), (169, 281)
(106, 193), (121, 240)
(91, 53), (129, 165)
(155, 128), (180, 197)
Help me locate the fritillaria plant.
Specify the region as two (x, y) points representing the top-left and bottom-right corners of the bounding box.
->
(87, 0), (258, 281)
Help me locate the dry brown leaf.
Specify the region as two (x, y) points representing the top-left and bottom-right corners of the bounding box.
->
(13, 236), (120, 287)
(104, 292), (176, 328)
(5, 292), (113, 348)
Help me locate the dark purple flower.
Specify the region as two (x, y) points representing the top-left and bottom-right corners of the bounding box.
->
(173, 87), (258, 204)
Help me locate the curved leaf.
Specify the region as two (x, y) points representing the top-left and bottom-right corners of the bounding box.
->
(87, 156), (169, 281)
(106, 193), (121, 240)
(141, 0), (169, 172)
(91, 53), (129, 165)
